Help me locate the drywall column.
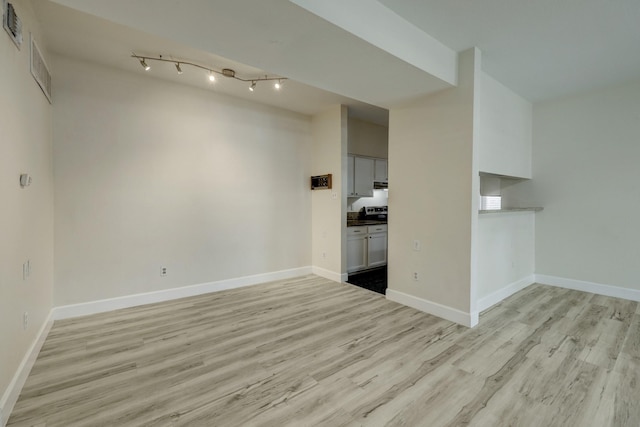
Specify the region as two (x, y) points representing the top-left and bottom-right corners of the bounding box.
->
(311, 105), (348, 282)
(386, 49), (481, 326)
(0, 1), (54, 422)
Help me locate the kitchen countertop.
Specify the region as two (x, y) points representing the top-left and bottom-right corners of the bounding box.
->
(479, 207), (543, 214)
(347, 220), (388, 227)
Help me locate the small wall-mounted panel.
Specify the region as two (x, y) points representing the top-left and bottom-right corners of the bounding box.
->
(311, 174), (332, 190)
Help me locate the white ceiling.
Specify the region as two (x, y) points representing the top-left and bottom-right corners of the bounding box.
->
(36, 0), (640, 121)
(32, 1), (392, 125)
(379, 0), (640, 102)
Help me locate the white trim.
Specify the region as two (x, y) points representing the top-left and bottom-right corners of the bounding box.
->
(477, 275), (536, 312)
(52, 267), (312, 320)
(311, 266), (345, 283)
(535, 274), (640, 302)
(386, 289), (477, 327)
(0, 311), (53, 427)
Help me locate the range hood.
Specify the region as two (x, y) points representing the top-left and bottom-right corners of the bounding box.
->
(374, 181), (388, 189)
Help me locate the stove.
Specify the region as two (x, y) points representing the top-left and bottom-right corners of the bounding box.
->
(360, 206), (388, 220)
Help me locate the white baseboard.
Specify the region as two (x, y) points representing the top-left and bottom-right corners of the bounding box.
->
(52, 266), (312, 320)
(386, 289), (477, 327)
(535, 274), (640, 302)
(0, 311), (54, 427)
(477, 275), (536, 313)
(311, 266), (345, 283)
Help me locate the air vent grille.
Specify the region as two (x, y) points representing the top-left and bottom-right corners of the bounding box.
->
(30, 35), (52, 103)
(3, 0), (21, 48)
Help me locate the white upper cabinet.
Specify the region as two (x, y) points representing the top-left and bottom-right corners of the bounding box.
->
(374, 159), (388, 182)
(348, 155), (375, 197)
(347, 155), (355, 196)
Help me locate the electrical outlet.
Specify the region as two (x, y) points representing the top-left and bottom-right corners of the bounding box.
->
(23, 312), (28, 330)
(160, 267), (167, 276)
(413, 272), (419, 281)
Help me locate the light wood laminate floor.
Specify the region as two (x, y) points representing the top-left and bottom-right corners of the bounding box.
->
(8, 276), (640, 426)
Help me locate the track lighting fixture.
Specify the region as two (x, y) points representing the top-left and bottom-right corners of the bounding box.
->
(131, 54), (287, 90)
(139, 57), (150, 71)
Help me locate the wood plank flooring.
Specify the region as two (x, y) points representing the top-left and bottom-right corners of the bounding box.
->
(7, 276), (640, 426)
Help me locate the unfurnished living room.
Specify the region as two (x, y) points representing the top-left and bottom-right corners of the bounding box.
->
(2, 1), (640, 426)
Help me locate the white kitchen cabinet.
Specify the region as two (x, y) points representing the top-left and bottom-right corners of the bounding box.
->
(347, 155), (355, 196)
(374, 159), (388, 182)
(367, 225), (387, 268)
(347, 155), (376, 197)
(353, 156), (374, 197)
(347, 227), (368, 273)
(347, 224), (387, 273)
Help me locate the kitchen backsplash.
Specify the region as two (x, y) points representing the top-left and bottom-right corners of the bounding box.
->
(347, 212), (360, 221)
(348, 189), (388, 212)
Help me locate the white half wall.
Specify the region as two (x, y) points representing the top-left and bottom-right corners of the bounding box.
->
(52, 56), (312, 306)
(0, 0), (54, 421)
(519, 77), (640, 292)
(477, 212), (536, 311)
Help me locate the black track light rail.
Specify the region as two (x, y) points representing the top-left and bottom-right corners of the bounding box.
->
(131, 53), (286, 83)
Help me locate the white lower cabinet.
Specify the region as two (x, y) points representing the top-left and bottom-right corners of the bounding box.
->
(347, 225), (387, 273)
(347, 227), (368, 273)
(367, 229), (387, 268)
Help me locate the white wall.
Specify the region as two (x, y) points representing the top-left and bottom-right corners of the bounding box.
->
(347, 117), (388, 159)
(310, 105), (347, 281)
(387, 49), (480, 326)
(477, 72), (532, 179)
(519, 78), (640, 292)
(0, 0), (54, 421)
(53, 56), (312, 306)
(477, 213), (535, 308)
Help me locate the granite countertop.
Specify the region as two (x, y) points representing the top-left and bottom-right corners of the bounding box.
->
(479, 207), (543, 214)
(347, 219), (388, 227)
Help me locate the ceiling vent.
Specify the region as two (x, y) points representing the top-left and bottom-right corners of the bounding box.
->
(30, 35), (52, 103)
(2, 0), (21, 48)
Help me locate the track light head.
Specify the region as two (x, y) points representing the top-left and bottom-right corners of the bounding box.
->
(139, 58), (150, 71)
(274, 79), (282, 90)
(249, 81), (256, 92)
(175, 62), (182, 74)
(208, 71), (215, 82)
